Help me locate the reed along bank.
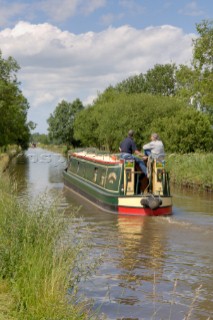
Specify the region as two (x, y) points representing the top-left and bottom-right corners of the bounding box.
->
(166, 153), (213, 192)
(0, 160), (98, 320)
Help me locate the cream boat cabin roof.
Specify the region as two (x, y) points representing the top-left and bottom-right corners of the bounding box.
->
(71, 150), (121, 164)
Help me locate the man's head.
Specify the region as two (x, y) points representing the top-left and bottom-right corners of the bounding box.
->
(128, 130), (134, 137)
(151, 133), (159, 140)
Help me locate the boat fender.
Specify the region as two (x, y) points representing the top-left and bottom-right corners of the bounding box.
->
(140, 197), (162, 210)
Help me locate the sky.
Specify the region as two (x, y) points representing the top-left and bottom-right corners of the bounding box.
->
(0, 0), (212, 133)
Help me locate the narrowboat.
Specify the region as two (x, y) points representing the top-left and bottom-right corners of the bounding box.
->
(63, 149), (172, 216)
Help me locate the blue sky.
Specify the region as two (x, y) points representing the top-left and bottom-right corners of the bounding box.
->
(0, 0), (212, 133)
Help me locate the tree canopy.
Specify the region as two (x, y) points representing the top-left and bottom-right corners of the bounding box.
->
(192, 19), (213, 121)
(47, 99), (84, 146)
(114, 63), (177, 96)
(0, 50), (33, 149)
(74, 90), (213, 153)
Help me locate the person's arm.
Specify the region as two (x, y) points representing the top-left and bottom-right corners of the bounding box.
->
(134, 149), (147, 159)
(143, 141), (153, 151)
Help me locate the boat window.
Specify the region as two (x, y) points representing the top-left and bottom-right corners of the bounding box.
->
(93, 167), (98, 183)
(77, 161), (80, 173)
(100, 173), (106, 186)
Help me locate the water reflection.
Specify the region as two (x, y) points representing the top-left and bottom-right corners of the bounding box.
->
(172, 185), (213, 216)
(9, 152), (29, 195)
(117, 216), (165, 278)
(9, 148), (67, 199)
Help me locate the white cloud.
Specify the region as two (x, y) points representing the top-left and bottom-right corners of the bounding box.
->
(0, 22), (194, 132)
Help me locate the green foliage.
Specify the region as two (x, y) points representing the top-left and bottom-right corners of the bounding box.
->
(175, 65), (199, 104)
(171, 20), (213, 124)
(47, 99), (84, 146)
(74, 91), (212, 153)
(166, 153), (213, 191)
(193, 19), (213, 71)
(0, 174), (99, 319)
(114, 63), (177, 97)
(0, 50), (33, 150)
(152, 108), (213, 153)
(145, 63), (177, 96)
(74, 105), (100, 147)
(192, 19), (213, 121)
(31, 132), (50, 145)
(115, 74), (146, 94)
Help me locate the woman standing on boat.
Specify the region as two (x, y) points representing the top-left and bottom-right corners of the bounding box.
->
(119, 130), (147, 176)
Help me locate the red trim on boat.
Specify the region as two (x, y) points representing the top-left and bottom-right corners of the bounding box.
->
(118, 206), (172, 216)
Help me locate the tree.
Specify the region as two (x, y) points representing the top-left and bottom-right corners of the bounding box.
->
(31, 133), (50, 145)
(193, 19), (213, 71)
(47, 99), (84, 146)
(175, 65), (200, 105)
(74, 106), (99, 148)
(192, 19), (213, 121)
(73, 89), (213, 153)
(154, 108), (213, 153)
(113, 64), (177, 96)
(0, 50), (33, 149)
(145, 63), (177, 96)
(114, 74), (146, 94)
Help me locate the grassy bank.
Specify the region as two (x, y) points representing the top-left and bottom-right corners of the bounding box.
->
(0, 161), (99, 319)
(0, 146), (20, 172)
(166, 153), (213, 192)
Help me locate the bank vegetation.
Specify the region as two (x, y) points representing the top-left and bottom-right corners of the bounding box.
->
(0, 160), (101, 320)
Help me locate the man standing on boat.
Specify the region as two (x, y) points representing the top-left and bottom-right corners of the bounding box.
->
(119, 130), (147, 176)
(143, 133), (165, 158)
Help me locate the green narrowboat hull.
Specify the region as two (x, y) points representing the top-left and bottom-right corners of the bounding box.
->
(63, 150), (173, 216)
(63, 169), (119, 212)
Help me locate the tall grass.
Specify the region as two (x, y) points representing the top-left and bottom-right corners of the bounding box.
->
(166, 153), (213, 191)
(0, 170), (98, 319)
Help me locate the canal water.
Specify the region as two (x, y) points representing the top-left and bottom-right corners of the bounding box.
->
(10, 148), (213, 320)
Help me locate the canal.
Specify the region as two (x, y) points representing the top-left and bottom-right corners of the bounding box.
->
(10, 148), (213, 320)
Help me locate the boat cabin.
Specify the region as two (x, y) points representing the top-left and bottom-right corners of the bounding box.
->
(67, 150), (170, 197)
